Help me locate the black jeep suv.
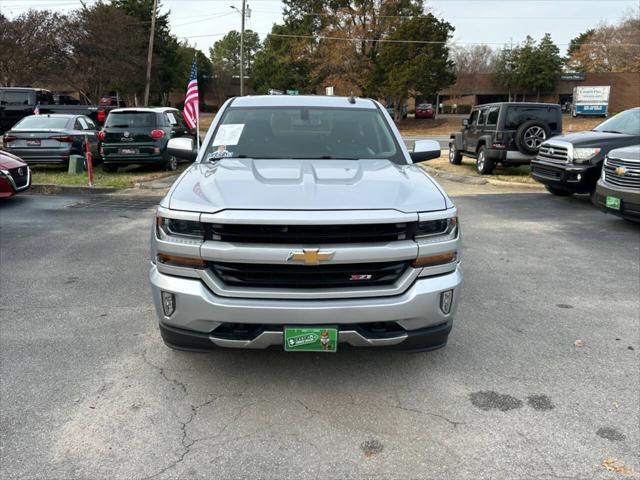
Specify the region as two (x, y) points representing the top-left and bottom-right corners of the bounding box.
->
(449, 102), (562, 174)
(531, 108), (640, 196)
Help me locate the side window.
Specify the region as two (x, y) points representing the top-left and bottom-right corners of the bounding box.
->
(3, 91), (31, 105)
(77, 117), (89, 130)
(165, 112), (178, 126)
(477, 108), (487, 126)
(486, 107), (499, 126)
(84, 117), (97, 130)
(175, 111), (188, 129)
(469, 110), (480, 126)
(36, 91), (53, 105)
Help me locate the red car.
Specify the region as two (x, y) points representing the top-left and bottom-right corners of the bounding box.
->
(415, 103), (435, 119)
(0, 150), (31, 198)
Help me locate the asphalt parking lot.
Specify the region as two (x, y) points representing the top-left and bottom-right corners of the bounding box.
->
(1, 183), (638, 479)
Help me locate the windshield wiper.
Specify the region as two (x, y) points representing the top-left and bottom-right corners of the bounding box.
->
(597, 129), (624, 134)
(109, 124), (129, 128)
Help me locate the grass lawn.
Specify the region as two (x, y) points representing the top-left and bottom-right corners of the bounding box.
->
(31, 163), (190, 189)
(421, 154), (538, 185)
(202, 112), (601, 138)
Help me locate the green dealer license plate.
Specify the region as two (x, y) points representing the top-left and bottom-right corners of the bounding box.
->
(606, 196), (621, 210)
(284, 327), (338, 352)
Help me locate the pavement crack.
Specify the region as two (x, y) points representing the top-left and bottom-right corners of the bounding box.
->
(392, 404), (466, 428)
(296, 399), (323, 416)
(142, 396), (219, 479)
(141, 349), (188, 396)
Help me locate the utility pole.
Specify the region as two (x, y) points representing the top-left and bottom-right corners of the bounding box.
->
(239, 0), (246, 96)
(144, 0), (158, 106)
(231, 1), (250, 96)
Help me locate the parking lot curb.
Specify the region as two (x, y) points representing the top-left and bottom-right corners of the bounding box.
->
(421, 165), (545, 189)
(421, 165), (488, 185)
(31, 184), (118, 195)
(134, 174), (179, 190)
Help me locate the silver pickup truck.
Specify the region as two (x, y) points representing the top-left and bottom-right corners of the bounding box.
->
(150, 95), (462, 353)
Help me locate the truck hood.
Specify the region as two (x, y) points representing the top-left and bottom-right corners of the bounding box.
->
(168, 158), (447, 213)
(548, 130), (640, 148)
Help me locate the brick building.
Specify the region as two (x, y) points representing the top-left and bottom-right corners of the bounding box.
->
(437, 72), (640, 113)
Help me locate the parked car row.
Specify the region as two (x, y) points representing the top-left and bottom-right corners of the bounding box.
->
(0, 87), (120, 134)
(1, 106), (198, 173)
(449, 103), (640, 222)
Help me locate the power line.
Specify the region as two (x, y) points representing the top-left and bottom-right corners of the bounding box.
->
(179, 31), (640, 47)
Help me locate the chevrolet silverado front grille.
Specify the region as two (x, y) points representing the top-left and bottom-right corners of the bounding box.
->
(209, 261), (410, 289)
(208, 222), (416, 244)
(604, 157), (640, 190)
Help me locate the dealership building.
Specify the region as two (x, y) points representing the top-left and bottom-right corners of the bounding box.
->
(437, 72), (640, 113)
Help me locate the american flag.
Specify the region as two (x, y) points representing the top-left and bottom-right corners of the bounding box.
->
(183, 58), (199, 130)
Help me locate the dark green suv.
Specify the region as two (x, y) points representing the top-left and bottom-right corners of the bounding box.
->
(99, 107), (195, 172)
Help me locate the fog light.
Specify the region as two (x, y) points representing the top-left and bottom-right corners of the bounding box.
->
(577, 173), (582, 181)
(161, 291), (175, 316)
(440, 290), (454, 314)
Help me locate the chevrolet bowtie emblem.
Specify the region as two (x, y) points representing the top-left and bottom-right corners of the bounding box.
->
(287, 248), (335, 265)
(615, 166), (627, 176)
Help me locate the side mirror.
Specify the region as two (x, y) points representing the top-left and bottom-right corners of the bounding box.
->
(167, 137), (197, 161)
(463, 119), (469, 127)
(410, 139), (441, 162)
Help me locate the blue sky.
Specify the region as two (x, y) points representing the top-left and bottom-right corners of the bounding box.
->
(2, 0), (638, 55)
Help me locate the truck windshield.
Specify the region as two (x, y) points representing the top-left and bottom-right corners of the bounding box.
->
(204, 106), (404, 163)
(593, 109), (640, 136)
(105, 112), (155, 128)
(13, 116), (70, 130)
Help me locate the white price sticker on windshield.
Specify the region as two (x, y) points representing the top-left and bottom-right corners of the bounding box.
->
(213, 124), (244, 146)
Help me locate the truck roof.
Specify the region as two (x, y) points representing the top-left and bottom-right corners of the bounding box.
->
(0, 87), (51, 93)
(110, 107), (177, 114)
(475, 102), (561, 108)
(230, 95), (378, 109)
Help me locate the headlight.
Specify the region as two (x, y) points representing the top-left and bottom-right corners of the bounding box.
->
(414, 217), (457, 240)
(572, 148), (601, 163)
(156, 216), (204, 241)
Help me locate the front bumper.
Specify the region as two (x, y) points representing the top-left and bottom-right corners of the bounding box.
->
(149, 264), (462, 351)
(4, 147), (72, 164)
(531, 158), (600, 192)
(0, 168), (31, 198)
(594, 179), (640, 222)
(486, 148), (535, 165)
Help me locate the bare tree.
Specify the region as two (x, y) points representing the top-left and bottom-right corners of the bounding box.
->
(0, 10), (68, 86)
(62, 4), (147, 102)
(448, 43), (497, 100)
(567, 10), (640, 73)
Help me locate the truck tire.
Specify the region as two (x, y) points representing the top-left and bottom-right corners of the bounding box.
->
(476, 146), (494, 174)
(515, 120), (551, 155)
(165, 156), (178, 171)
(545, 185), (573, 196)
(449, 143), (463, 165)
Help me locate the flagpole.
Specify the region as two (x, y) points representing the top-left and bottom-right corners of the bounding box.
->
(196, 113), (200, 152)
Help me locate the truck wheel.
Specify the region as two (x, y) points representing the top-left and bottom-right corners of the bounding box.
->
(449, 143), (463, 165)
(476, 146), (494, 174)
(102, 164), (118, 173)
(545, 185), (574, 196)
